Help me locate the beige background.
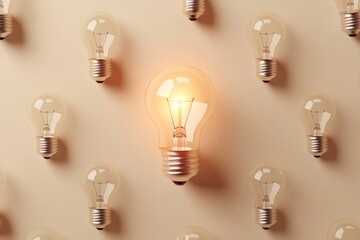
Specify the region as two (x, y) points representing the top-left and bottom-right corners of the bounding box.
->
(0, 0), (359, 239)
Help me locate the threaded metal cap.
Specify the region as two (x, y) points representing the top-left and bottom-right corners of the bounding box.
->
(36, 136), (58, 159)
(256, 58), (277, 83)
(340, 12), (360, 37)
(89, 207), (111, 230)
(161, 148), (199, 185)
(0, 14), (13, 40)
(183, 0), (205, 21)
(256, 207), (277, 230)
(89, 58), (112, 83)
(307, 135), (328, 158)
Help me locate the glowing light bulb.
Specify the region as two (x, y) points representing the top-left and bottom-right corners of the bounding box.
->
(0, 0), (13, 40)
(81, 162), (119, 230)
(26, 229), (59, 240)
(176, 226), (213, 240)
(249, 163), (285, 230)
(298, 94), (336, 158)
(145, 66), (215, 185)
(30, 94), (65, 159)
(334, 0), (360, 37)
(81, 12), (118, 83)
(183, 0), (205, 21)
(328, 219), (360, 240)
(247, 12), (286, 83)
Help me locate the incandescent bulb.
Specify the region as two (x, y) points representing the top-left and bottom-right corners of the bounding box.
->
(334, 0), (360, 36)
(81, 12), (118, 83)
(81, 162), (119, 230)
(249, 163), (285, 230)
(0, 0), (13, 40)
(247, 12), (286, 83)
(30, 94), (65, 159)
(26, 229), (59, 240)
(145, 66), (215, 185)
(298, 94), (336, 158)
(182, 0), (205, 21)
(176, 226), (213, 240)
(328, 219), (360, 240)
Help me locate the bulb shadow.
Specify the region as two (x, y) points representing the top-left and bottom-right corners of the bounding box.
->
(0, 213), (12, 235)
(51, 138), (69, 165)
(269, 62), (288, 88)
(320, 137), (339, 164)
(104, 209), (122, 234)
(197, 0), (216, 27)
(268, 210), (287, 233)
(5, 17), (25, 45)
(103, 61), (125, 91)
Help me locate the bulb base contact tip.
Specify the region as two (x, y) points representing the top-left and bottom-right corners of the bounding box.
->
(90, 207), (111, 230)
(256, 207), (277, 230)
(256, 58), (277, 82)
(307, 135), (328, 158)
(161, 148), (199, 185)
(36, 136), (58, 159)
(89, 58), (112, 83)
(183, 0), (205, 21)
(0, 14), (13, 40)
(340, 12), (360, 37)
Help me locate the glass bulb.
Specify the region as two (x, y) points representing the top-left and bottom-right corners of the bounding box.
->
(183, 0), (205, 21)
(0, 0), (13, 40)
(176, 226), (213, 240)
(81, 12), (117, 83)
(145, 65), (215, 185)
(249, 163), (285, 230)
(81, 162), (119, 230)
(298, 94), (336, 158)
(247, 12), (286, 83)
(26, 229), (59, 240)
(334, 0), (360, 36)
(328, 219), (360, 240)
(30, 94), (65, 159)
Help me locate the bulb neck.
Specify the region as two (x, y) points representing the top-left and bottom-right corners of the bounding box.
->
(36, 136), (58, 159)
(339, 12), (360, 37)
(0, 14), (12, 40)
(161, 148), (199, 185)
(307, 135), (328, 158)
(89, 58), (112, 83)
(256, 207), (277, 230)
(183, 0), (205, 21)
(89, 207), (111, 230)
(256, 58), (277, 83)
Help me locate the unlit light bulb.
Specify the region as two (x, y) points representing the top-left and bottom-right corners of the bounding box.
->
(183, 0), (205, 21)
(334, 0), (360, 36)
(249, 163), (285, 230)
(299, 94), (336, 158)
(81, 12), (118, 83)
(0, 0), (13, 40)
(327, 219), (360, 240)
(30, 94), (65, 159)
(146, 66), (215, 185)
(81, 162), (118, 230)
(176, 226), (213, 240)
(248, 12), (286, 83)
(26, 229), (59, 240)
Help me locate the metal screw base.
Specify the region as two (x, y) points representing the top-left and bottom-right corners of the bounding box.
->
(36, 136), (58, 159)
(0, 14), (13, 40)
(307, 135), (328, 158)
(89, 207), (111, 230)
(256, 207), (277, 230)
(161, 148), (199, 185)
(183, 0), (205, 21)
(340, 12), (360, 37)
(256, 58), (277, 83)
(89, 58), (112, 83)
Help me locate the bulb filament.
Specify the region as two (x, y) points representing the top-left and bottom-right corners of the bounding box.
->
(347, 0), (355, 12)
(40, 110), (55, 136)
(92, 181), (109, 208)
(92, 32), (109, 59)
(311, 110), (325, 136)
(259, 32), (275, 59)
(259, 180), (275, 208)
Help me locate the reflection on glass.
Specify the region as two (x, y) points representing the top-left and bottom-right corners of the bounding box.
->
(328, 219), (360, 240)
(176, 226), (212, 240)
(26, 229), (59, 240)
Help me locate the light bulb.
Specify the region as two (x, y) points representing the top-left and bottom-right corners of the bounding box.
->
(298, 94), (336, 158)
(183, 0), (205, 21)
(176, 226), (213, 240)
(146, 66), (215, 185)
(30, 94), (65, 159)
(249, 163), (285, 230)
(0, 0), (13, 40)
(26, 229), (59, 240)
(81, 162), (119, 230)
(334, 0), (360, 37)
(327, 219), (360, 240)
(81, 12), (118, 83)
(247, 12), (286, 83)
